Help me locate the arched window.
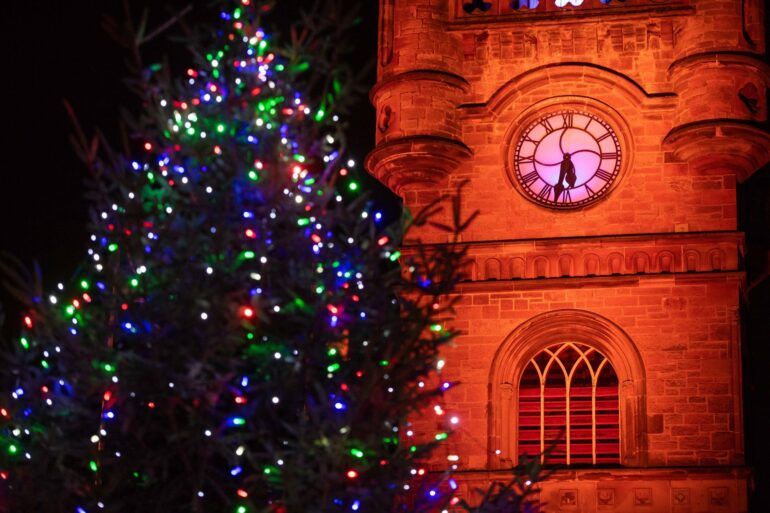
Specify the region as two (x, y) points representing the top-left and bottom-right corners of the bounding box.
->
(517, 342), (620, 466)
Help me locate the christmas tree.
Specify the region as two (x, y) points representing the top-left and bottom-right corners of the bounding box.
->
(0, 2), (540, 512)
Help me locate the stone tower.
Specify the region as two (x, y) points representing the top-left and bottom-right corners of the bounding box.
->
(367, 0), (769, 511)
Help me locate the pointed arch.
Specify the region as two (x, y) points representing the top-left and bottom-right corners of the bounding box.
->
(487, 309), (647, 468)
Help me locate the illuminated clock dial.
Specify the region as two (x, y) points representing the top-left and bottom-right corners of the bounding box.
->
(514, 110), (621, 208)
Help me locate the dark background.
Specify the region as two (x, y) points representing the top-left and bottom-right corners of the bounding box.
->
(0, 1), (768, 511)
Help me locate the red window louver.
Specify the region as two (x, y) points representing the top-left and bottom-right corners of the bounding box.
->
(517, 343), (620, 466)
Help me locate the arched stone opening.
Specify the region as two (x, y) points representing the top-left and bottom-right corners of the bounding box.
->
(487, 309), (647, 469)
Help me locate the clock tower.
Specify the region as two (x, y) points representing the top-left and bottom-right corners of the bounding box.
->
(367, 0), (769, 511)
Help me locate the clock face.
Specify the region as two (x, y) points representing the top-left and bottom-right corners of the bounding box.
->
(513, 110), (621, 208)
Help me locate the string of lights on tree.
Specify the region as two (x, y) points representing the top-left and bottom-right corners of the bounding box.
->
(0, 1), (475, 512)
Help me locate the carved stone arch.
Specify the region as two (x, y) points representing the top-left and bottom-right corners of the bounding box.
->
(481, 63), (662, 117)
(708, 248), (726, 271)
(684, 250), (700, 272)
(488, 310), (648, 469)
(558, 254), (574, 277)
(531, 256), (550, 279)
(484, 258), (502, 280)
(509, 257), (526, 280)
(630, 252), (651, 274)
(657, 250), (676, 273)
(608, 252), (624, 275)
(583, 253), (601, 276)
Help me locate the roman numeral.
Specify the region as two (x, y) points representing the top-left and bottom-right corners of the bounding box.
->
(596, 132), (611, 142)
(521, 171), (539, 186)
(537, 183), (553, 200)
(585, 184), (596, 197)
(595, 169), (614, 182)
(561, 112), (573, 127)
(560, 188), (572, 203)
(518, 155), (534, 165)
(601, 152), (618, 160)
(542, 118), (554, 132)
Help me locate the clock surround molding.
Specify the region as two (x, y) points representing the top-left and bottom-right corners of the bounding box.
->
(503, 97), (634, 212)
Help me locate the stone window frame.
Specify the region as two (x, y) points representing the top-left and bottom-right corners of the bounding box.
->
(487, 309), (647, 468)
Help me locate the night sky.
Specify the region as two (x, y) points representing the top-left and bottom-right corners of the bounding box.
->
(0, 0), (386, 334)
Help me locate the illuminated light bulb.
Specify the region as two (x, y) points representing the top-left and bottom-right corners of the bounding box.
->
(447, 455), (459, 462)
(200, 313), (209, 320)
(450, 416), (460, 425)
(346, 470), (358, 479)
(525, 480), (532, 486)
(90, 435), (100, 443)
(436, 359), (446, 370)
(271, 396), (279, 404)
(236, 446), (245, 456)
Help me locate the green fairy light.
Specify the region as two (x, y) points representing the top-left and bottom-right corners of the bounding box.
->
(348, 181), (359, 192)
(379, 360), (389, 367)
(327, 363), (340, 373)
(79, 280), (90, 290)
(89, 460), (98, 472)
(243, 251), (256, 260)
(350, 448), (364, 459)
(232, 417), (246, 426)
(65, 305), (76, 316)
(103, 363), (116, 374)
(41, 360), (49, 369)
(248, 170), (259, 181)
(389, 251), (402, 262)
(108, 243), (119, 253)
(297, 218), (310, 227)
(19, 337), (29, 350)
(430, 324), (442, 332)
(216, 124), (226, 133)
(328, 348), (338, 356)
(435, 432), (448, 441)
(130, 278), (140, 288)
(315, 285), (325, 294)
(236, 507), (247, 513)
(8, 444), (18, 455)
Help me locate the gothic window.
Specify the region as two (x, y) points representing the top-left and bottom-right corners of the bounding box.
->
(517, 342), (620, 466)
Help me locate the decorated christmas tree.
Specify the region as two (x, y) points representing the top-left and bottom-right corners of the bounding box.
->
(0, 2), (540, 512)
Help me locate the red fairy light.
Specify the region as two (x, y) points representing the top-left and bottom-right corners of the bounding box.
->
(245, 229), (257, 239)
(377, 236), (389, 246)
(346, 470), (358, 479)
(251, 87), (262, 96)
(72, 299), (81, 309)
(240, 306), (256, 319)
(82, 293), (92, 303)
(124, 229), (133, 236)
(143, 221), (154, 228)
(103, 391), (113, 402)
(341, 383), (349, 391)
(148, 402), (156, 409)
(0, 471), (8, 480)
(41, 386), (49, 394)
(340, 168), (348, 176)
(107, 224), (115, 231)
(168, 179), (175, 187)
(235, 396), (247, 404)
(192, 98), (201, 106)
(237, 489), (248, 498)
(121, 303), (129, 311)
(23, 316), (33, 329)
(1, 408), (10, 418)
